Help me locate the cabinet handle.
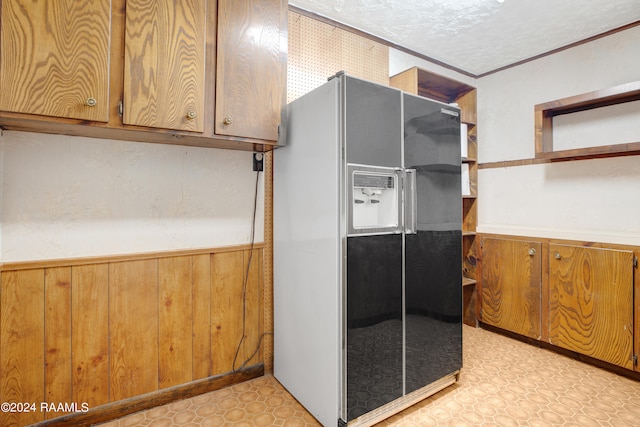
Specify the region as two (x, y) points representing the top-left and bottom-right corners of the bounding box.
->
(555, 252), (561, 260)
(223, 117), (233, 125)
(186, 110), (197, 120)
(85, 97), (97, 107)
(528, 248), (536, 256)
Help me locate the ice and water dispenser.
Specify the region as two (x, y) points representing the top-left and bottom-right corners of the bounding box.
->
(347, 164), (405, 236)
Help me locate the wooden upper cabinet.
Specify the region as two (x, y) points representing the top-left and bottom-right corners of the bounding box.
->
(0, 0), (111, 121)
(481, 238), (542, 339)
(123, 0), (206, 132)
(0, 0), (286, 150)
(549, 244), (633, 369)
(216, 0), (285, 141)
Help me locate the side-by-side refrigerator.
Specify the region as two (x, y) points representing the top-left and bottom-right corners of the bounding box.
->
(274, 73), (462, 427)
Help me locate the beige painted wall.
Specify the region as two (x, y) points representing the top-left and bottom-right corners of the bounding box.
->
(0, 131), (263, 262)
(475, 26), (640, 244)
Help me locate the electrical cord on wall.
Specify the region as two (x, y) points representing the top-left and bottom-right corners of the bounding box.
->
(231, 166), (273, 372)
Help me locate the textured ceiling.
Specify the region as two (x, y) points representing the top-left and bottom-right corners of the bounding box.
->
(289, 0), (640, 76)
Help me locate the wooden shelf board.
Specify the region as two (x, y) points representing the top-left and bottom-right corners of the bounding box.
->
(535, 142), (640, 162)
(534, 80), (640, 161)
(462, 277), (477, 287)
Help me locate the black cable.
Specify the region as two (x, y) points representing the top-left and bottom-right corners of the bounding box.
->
(232, 165), (262, 372)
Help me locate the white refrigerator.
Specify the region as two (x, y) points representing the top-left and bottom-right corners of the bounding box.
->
(274, 73), (462, 426)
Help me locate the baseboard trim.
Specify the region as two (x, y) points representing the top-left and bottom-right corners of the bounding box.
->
(38, 364), (264, 426)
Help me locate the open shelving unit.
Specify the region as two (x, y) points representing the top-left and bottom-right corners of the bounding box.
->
(390, 67), (479, 326)
(534, 80), (640, 161)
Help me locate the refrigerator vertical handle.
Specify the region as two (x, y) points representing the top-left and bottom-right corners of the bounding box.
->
(404, 169), (417, 234)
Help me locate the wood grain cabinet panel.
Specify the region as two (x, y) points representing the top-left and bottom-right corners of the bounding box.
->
(0, 0), (287, 150)
(549, 244), (634, 369)
(0, 0), (111, 121)
(123, 0), (206, 132)
(481, 238), (542, 339)
(216, 0), (286, 141)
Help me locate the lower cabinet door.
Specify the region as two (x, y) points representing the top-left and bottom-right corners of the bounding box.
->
(481, 238), (542, 339)
(549, 244), (634, 369)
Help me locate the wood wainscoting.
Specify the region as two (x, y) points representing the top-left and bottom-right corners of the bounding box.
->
(0, 244), (265, 426)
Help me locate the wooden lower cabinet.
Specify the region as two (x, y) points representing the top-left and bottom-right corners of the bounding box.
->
(0, 246), (263, 426)
(481, 238), (542, 339)
(480, 235), (638, 374)
(549, 244), (634, 370)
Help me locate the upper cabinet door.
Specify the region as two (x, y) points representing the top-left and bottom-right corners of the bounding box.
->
(549, 244), (634, 369)
(216, 0), (285, 141)
(123, 0), (206, 132)
(0, 0), (111, 121)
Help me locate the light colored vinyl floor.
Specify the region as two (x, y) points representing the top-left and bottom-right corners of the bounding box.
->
(99, 326), (640, 426)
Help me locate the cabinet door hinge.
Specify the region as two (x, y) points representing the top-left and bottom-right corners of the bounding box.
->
(118, 100), (123, 117)
(634, 257), (638, 268)
(633, 354), (638, 367)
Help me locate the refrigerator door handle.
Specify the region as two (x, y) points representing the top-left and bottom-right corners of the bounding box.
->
(404, 169), (417, 234)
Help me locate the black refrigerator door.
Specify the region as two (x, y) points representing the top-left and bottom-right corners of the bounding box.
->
(346, 234), (403, 421)
(403, 94), (463, 393)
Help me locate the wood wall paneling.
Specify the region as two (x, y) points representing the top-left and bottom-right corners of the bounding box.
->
(109, 259), (159, 401)
(44, 267), (73, 419)
(549, 244), (634, 369)
(72, 264), (110, 408)
(192, 254), (213, 380)
(0, 247), (263, 422)
(0, 269), (46, 426)
(211, 251), (243, 375)
(210, 248), (264, 375)
(158, 256), (194, 389)
(243, 248), (263, 368)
